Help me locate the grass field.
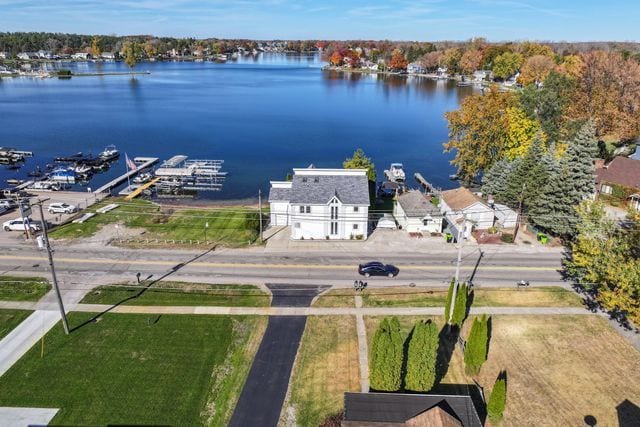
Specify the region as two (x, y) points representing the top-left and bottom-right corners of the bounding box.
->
(312, 288), (355, 307)
(49, 198), (263, 247)
(0, 309), (32, 340)
(281, 316), (360, 426)
(361, 286), (583, 308)
(80, 282), (270, 307)
(365, 315), (640, 426)
(0, 276), (51, 301)
(0, 313), (267, 426)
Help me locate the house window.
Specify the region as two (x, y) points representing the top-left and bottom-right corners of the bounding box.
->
(353, 224), (359, 230)
(299, 206), (304, 213)
(302, 177), (307, 183)
(294, 223), (300, 228)
(314, 177), (319, 183)
(601, 184), (613, 195)
(306, 206), (311, 213)
(353, 207), (359, 212)
(331, 222), (338, 235)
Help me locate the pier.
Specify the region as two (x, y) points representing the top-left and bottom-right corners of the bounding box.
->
(93, 157), (159, 194)
(414, 172), (438, 194)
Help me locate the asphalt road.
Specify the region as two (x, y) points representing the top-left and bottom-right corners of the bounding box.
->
(0, 244), (566, 288)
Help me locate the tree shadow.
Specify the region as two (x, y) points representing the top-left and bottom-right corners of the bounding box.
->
(69, 245), (217, 333)
(435, 325), (459, 386)
(466, 288), (475, 319)
(616, 399), (640, 427)
(467, 250), (484, 286)
(486, 316), (493, 357)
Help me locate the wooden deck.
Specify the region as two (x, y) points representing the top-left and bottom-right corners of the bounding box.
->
(93, 157), (158, 194)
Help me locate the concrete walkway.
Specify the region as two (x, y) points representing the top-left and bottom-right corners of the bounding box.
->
(0, 407), (59, 427)
(354, 295), (369, 392)
(0, 310), (60, 377)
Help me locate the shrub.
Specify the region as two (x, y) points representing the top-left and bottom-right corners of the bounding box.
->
(501, 233), (514, 243)
(464, 315), (489, 375)
(405, 320), (438, 392)
(369, 317), (403, 391)
(444, 278), (455, 323)
(451, 283), (468, 327)
(487, 375), (507, 423)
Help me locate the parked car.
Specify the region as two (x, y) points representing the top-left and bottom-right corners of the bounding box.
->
(48, 202), (77, 214)
(0, 199), (17, 211)
(358, 261), (399, 278)
(0, 205), (7, 215)
(3, 217), (41, 232)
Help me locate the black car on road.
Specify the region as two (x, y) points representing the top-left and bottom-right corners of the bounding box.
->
(358, 262), (399, 278)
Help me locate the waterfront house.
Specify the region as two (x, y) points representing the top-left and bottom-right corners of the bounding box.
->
(36, 50), (53, 59)
(393, 190), (443, 234)
(269, 168), (370, 240)
(342, 392), (482, 427)
(440, 187), (494, 239)
(72, 52), (91, 60)
(595, 156), (640, 211)
(473, 70), (491, 83)
(407, 61), (426, 74)
(436, 66), (448, 78)
(100, 52), (116, 60)
(17, 52), (36, 60)
(0, 51), (10, 59)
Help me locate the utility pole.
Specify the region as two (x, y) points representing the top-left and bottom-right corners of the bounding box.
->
(448, 213), (466, 325)
(36, 200), (69, 335)
(258, 189), (263, 243)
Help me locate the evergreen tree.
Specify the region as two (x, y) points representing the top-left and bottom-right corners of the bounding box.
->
(481, 158), (513, 199)
(343, 148), (376, 181)
(405, 320), (439, 391)
(531, 121), (598, 237)
(487, 374), (507, 423)
(444, 278), (455, 323)
(501, 137), (550, 208)
(464, 315), (489, 375)
(451, 283), (468, 327)
(369, 317), (403, 391)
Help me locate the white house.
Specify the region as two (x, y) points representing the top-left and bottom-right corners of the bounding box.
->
(440, 187), (495, 240)
(100, 52), (116, 60)
(407, 61), (426, 74)
(492, 203), (518, 228)
(0, 51), (10, 59)
(17, 52), (36, 60)
(269, 168), (370, 240)
(72, 52), (91, 60)
(394, 190), (443, 234)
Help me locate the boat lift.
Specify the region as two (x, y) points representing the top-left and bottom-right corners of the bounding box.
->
(154, 155), (226, 192)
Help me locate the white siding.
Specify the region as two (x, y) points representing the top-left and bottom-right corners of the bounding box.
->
(269, 202), (290, 226)
(290, 202), (368, 240)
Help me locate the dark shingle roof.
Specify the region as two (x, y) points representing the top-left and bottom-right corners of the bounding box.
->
(397, 191), (441, 217)
(343, 392), (482, 427)
(596, 156), (640, 190)
(268, 185), (291, 202)
(289, 173), (369, 205)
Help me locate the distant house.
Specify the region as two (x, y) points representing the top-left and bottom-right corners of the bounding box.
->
(492, 202), (518, 228)
(440, 187), (495, 239)
(436, 66), (448, 78)
(394, 190), (443, 234)
(472, 70), (491, 82)
(503, 72), (520, 87)
(100, 52), (116, 60)
(342, 392), (482, 427)
(17, 52), (36, 60)
(0, 51), (10, 59)
(269, 168), (370, 240)
(595, 156), (640, 211)
(36, 50), (53, 59)
(72, 52), (91, 60)
(407, 61), (426, 74)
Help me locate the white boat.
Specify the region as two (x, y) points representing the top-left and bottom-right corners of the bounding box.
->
(73, 164), (92, 174)
(98, 145), (120, 161)
(132, 172), (153, 184)
(389, 163), (406, 182)
(50, 167), (77, 183)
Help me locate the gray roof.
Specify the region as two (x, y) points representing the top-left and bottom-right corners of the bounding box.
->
(397, 191), (441, 217)
(343, 392), (482, 427)
(268, 186), (291, 202)
(289, 174), (370, 205)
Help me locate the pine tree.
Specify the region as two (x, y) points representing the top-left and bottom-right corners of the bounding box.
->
(451, 283), (468, 327)
(369, 317), (403, 391)
(481, 158), (514, 200)
(464, 315), (489, 375)
(531, 121), (598, 237)
(501, 137), (550, 208)
(444, 278), (455, 323)
(487, 375), (507, 423)
(405, 320), (439, 391)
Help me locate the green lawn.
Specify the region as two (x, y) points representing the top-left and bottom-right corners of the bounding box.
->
(313, 288), (355, 307)
(0, 313), (267, 426)
(0, 309), (32, 340)
(0, 276), (51, 301)
(80, 282), (270, 307)
(362, 286), (583, 308)
(49, 198), (263, 247)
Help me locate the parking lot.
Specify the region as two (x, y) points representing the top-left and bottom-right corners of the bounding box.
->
(0, 190), (106, 244)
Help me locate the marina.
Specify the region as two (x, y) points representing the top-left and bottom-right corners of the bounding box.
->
(93, 157), (159, 194)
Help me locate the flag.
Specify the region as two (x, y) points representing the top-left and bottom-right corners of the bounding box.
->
(125, 153), (137, 171)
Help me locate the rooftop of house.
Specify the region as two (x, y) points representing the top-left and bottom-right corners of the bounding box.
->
(441, 187), (489, 211)
(342, 392), (482, 427)
(268, 168), (369, 205)
(397, 190), (441, 217)
(596, 156), (640, 190)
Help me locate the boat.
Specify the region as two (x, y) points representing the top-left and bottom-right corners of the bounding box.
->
(55, 152), (85, 162)
(98, 145), (120, 161)
(6, 179), (24, 185)
(132, 172), (153, 184)
(50, 167), (77, 183)
(73, 164), (93, 174)
(389, 163), (406, 182)
(449, 173), (460, 181)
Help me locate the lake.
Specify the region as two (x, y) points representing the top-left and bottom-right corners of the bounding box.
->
(0, 54), (476, 200)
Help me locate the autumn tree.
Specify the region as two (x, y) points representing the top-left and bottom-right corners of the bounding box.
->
(143, 41), (157, 58)
(441, 47), (462, 73)
(558, 54), (584, 78)
(459, 49), (483, 75)
(90, 36), (101, 58)
(405, 320), (439, 392)
(504, 106), (543, 159)
(343, 148), (376, 181)
(492, 52), (523, 80)
(369, 317), (404, 391)
(519, 54), (556, 86)
(445, 86), (517, 180)
(420, 50), (442, 71)
(388, 49), (408, 71)
(123, 41), (139, 70)
(519, 41), (554, 59)
(329, 51), (343, 66)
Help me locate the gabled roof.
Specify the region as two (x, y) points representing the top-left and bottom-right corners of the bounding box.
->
(441, 187), (489, 211)
(596, 156), (640, 190)
(289, 169), (369, 205)
(397, 191), (441, 217)
(343, 392), (482, 427)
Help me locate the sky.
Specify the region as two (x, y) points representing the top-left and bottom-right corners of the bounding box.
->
(0, 0), (638, 41)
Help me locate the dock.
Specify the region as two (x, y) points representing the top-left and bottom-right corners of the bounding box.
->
(124, 177), (160, 200)
(414, 173), (438, 194)
(93, 157), (159, 194)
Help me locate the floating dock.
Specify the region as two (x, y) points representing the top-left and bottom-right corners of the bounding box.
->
(93, 157), (159, 194)
(124, 177), (160, 200)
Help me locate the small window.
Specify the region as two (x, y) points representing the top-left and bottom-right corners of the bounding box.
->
(299, 206), (304, 213)
(314, 177), (319, 183)
(302, 177), (307, 183)
(353, 224), (359, 230)
(294, 223), (300, 228)
(353, 207), (359, 212)
(601, 184), (613, 195)
(306, 206), (311, 213)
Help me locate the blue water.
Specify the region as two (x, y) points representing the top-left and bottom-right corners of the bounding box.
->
(0, 54), (476, 199)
